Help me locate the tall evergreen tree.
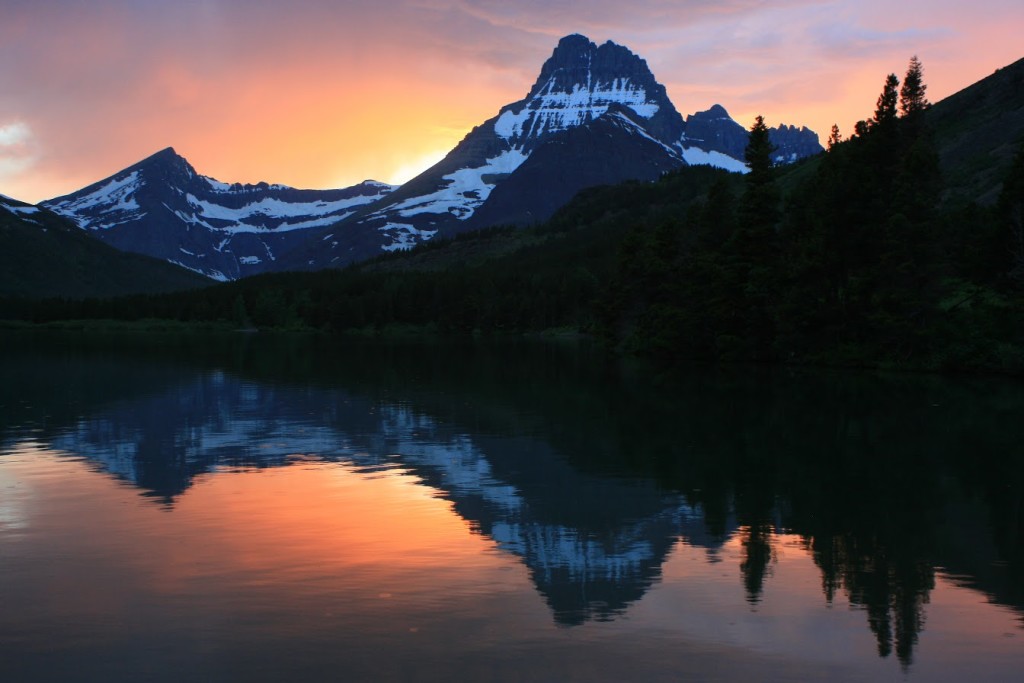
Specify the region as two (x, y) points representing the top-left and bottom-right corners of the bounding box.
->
(745, 115), (775, 182)
(872, 74), (900, 130)
(740, 115), (780, 241)
(899, 56), (930, 117)
(828, 124), (842, 150)
(730, 115), (781, 358)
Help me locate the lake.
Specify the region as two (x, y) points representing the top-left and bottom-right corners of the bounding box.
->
(1, 331), (1022, 682)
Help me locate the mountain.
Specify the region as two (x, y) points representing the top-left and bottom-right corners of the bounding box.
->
(44, 34), (823, 278)
(42, 148), (395, 280)
(680, 104), (824, 167)
(769, 122), (826, 163)
(297, 34), (822, 270)
(0, 192), (209, 299)
(301, 34), (689, 266)
(680, 104), (750, 165)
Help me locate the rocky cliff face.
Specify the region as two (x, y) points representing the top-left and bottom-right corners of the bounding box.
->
(769, 124), (825, 163)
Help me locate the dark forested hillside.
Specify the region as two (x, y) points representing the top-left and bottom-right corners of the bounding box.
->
(1, 167), (735, 334)
(604, 58), (1024, 373)
(0, 196), (209, 299)
(925, 56), (1024, 205)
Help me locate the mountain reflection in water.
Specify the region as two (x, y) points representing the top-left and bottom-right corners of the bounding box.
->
(1, 331), (1022, 679)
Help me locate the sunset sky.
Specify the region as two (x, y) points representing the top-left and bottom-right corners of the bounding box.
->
(2, 0), (1022, 204)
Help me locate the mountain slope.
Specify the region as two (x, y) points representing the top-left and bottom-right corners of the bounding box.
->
(43, 148), (395, 280)
(0, 193), (209, 299)
(469, 106), (684, 227)
(926, 55), (1024, 204)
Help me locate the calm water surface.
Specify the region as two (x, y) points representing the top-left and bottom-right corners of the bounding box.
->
(1, 332), (1022, 682)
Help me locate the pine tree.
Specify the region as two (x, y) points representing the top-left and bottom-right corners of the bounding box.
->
(899, 56), (930, 117)
(730, 115), (781, 358)
(745, 115), (775, 182)
(872, 74), (900, 130)
(828, 124), (842, 150)
(740, 115), (780, 245)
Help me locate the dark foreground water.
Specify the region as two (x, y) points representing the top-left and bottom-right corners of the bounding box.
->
(1, 332), (1022, 682)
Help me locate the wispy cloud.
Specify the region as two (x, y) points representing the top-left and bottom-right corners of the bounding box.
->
(0, 122), (37, 186)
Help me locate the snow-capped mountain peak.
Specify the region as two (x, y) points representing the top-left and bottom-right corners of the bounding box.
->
(317, 35), (693, 262)
(493, 34), (684, 150)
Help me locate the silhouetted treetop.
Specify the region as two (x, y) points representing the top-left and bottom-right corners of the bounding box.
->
(900, 56), (930, 117)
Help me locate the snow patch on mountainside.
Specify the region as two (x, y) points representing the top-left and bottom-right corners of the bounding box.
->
(495, 77), (658, 141)
(168, 259), (228, 282)
(203, 177), (234, 192)
(378, 222), (438, 252)
(50, 171), (146, 229)
(680, 146), (750, 174)
(181, 192), (380, 233)
(1, 203), (40, 215)
(385, 148), (530, 220)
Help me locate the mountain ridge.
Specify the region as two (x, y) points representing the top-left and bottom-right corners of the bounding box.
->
(41, 33), (823, 279)
(42, 147), (395, 280)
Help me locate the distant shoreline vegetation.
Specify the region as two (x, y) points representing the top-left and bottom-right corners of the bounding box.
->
(2, 58), (1022, 376)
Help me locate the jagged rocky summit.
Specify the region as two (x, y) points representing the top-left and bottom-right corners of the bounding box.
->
(44, 34), (823, 279)
(682, 103), (823, 166)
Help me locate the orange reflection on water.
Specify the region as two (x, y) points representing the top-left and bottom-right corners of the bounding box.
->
(148, 461), (521, 593)
(179, 461), (502, 575)
(2, 447), (536, 642)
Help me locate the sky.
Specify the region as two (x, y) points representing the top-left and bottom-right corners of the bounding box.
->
(2, 0), (1022, 204)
